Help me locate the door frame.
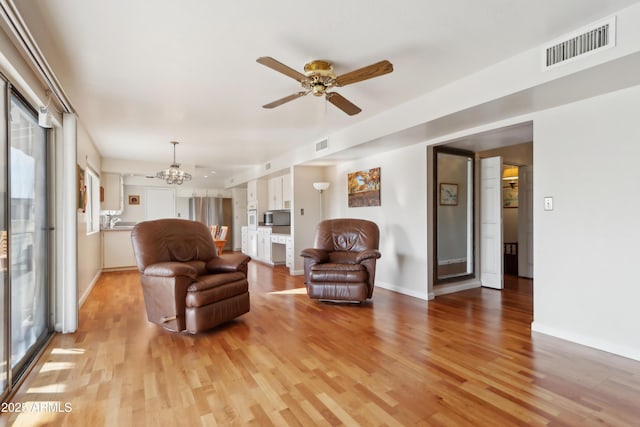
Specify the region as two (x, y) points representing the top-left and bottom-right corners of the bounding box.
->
(432, 146), (476, 285)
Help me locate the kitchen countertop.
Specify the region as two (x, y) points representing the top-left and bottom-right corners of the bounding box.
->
(101, 221), (137, 231)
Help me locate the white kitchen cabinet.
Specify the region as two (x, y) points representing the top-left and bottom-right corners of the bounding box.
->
(247, 229), (258, 257)
(241, 226), (248, 254)
(253, 227), (287, 265)
(101, 173), (123, 212)
(257, 227), (272, 261)
(270, 234), (286, 265)
(281, 173), (291, 209)
(247, 179), (267, 205)
(285, 236), (293, 268)
(268, 177), (282, 210)
(268, 174), (292, 210)
(102, 229), (136, 269)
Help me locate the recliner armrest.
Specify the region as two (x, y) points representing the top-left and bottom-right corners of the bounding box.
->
(356, 249), (382, 263)
(143, 262), (198, 279)
(300, 248), (329, 262)
(206, 253), (251, 273)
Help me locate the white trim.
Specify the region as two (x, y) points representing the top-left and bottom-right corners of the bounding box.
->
(78, 271), (101, 307)
(531, 322), (640, 362)
(376, 281), (429, 300)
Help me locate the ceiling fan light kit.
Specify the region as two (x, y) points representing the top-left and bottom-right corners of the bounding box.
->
(257, 56), (393, 115)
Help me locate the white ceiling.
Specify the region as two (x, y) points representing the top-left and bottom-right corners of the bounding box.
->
(13, 0), (640, 187)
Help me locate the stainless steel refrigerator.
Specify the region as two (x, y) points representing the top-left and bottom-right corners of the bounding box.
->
(188, 197), (233, 251)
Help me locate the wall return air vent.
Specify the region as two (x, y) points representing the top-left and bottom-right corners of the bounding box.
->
(543, 16), (616, 69)
(315, 138), (328, 153)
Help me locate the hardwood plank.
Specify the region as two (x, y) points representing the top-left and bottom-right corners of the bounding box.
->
(1, 263), (640, 426)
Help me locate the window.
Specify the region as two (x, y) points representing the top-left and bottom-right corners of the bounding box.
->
(85, 167), (100, 234)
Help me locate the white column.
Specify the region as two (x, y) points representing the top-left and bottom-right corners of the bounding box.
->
(57, 112), (77, 332)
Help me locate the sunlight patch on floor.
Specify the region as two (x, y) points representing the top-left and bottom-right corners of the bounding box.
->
(50, 348), (86, 355)
(26, 384), (68, 393)
(268, 287), (307, 295)
(38, 362), (75, 373)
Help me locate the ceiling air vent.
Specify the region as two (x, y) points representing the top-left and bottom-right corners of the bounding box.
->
(315, 138), (328, 152)
(543, 16), (615, 70)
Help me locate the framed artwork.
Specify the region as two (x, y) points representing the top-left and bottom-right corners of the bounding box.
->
(77, 165), (87, 212)
(503, 187), (518, 208)
(439, 183), (458, 206)
(128, 195), (140, 205)
(348, 167), (381, 207)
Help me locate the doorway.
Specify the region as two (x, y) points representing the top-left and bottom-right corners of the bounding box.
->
(430, 122), (533, 296)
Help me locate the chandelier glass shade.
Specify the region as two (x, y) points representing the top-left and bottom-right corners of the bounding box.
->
(156, 141), (192, 185)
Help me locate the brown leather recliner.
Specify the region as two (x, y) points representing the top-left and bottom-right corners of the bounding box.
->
(131, 219), (250, 333)
(300, 218), (381, 303)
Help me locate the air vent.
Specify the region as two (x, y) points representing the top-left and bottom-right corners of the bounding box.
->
(265, 162), (271, 171)
(543, 16), (615, 69)
(315, 138), (328, 152)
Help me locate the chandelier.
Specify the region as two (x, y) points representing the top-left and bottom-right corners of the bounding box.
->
(156, 141), (192, 185)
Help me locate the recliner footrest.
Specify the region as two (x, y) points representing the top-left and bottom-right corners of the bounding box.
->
(310, 263), (368, 283)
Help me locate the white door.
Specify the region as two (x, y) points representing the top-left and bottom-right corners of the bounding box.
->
(518, 166), (534, 278)
(480, 157), (503, 289)
(144, 188), (176, 220)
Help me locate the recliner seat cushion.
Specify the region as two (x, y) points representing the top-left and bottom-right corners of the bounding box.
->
(186, 272), (248, 308)
(310, 263), (368, 283)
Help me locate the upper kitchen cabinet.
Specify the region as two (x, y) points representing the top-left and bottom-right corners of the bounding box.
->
(247, 178), (267, 207)
(268, 174), (291, 210)
(101, 172), (123, 212)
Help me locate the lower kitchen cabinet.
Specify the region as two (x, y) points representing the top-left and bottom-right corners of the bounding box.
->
(102, 229), (137, 270)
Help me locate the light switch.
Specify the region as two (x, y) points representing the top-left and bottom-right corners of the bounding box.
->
(544, 197), (553, 211)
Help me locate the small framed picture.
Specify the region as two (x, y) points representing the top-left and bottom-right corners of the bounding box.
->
(439, 183), (458, 206)
(128, 195), (140, 205)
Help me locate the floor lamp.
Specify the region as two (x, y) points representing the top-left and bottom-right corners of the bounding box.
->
(313, 182), (330, 220)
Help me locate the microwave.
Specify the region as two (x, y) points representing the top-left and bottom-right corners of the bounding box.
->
(264, 210), (290, 226)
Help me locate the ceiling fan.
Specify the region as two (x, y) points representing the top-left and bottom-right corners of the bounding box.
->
(256, 56), (393, 116)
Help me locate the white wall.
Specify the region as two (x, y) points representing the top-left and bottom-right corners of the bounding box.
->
(533, 85), (640, 361)
(327, 144), (428, 299)
(291, 166), (326, 275)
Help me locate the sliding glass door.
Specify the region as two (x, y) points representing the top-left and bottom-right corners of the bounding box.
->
(8, 92), (51, 380)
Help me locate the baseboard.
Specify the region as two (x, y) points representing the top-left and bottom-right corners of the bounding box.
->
(79, 270), (102, 307)
(531, 321), (640, 362)
(376, 281), (429, 300)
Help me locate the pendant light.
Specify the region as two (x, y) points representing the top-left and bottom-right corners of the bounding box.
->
(156, 141), (192, 185)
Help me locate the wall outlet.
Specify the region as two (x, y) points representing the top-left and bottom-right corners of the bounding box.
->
(544, 197), (553, 211)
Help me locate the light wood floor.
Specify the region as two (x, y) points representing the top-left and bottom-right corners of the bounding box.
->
(2, 260), (640, 426)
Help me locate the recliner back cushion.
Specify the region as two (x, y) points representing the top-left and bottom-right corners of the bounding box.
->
(132, 219), (217, 271)
(314, 218), (379, 252)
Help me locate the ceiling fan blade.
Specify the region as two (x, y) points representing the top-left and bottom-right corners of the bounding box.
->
(262, 91), (308, 109)
(326, 92), (362, 116)
(256, 56), (307, 82)
(334, 60), (393, 87)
